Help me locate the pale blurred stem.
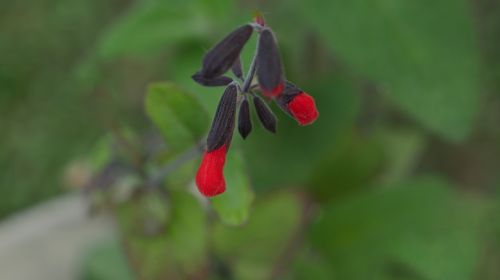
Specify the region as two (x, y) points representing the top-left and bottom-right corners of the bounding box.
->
(147, 141), (204, 188)
(109, 124), (146, 178)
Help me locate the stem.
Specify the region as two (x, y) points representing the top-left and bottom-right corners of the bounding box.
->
(241, 35), (260, 93)
(147, 141), (204, 188)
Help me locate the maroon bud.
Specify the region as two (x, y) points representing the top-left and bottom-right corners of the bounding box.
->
(238, 98), (252, 139)
(231, 56), (244, 80)
(253, 95), (277, 133)
(257, 29), (284, 98)
(192, 72), (233, 86)
(200, 25), (253, 79)
(207, 84), (238, 151)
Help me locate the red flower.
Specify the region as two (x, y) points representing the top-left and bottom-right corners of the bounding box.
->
(287, 92), (319, 125)
(191, 15), (319, 197)
(195, 145), (227, 197)
(276, 81), (319, 126)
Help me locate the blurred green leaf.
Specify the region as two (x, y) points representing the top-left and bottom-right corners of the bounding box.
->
(81, 239), (134, 280)
(376, 128), (426, 185)
(311, 177), (485, 280)
(283, 247), (334, 280)
(97, 0), (209, 58)
(301, 0), (481, 141)
(212, 192), (303, 279)
(116, 190), (207, 279)
(244, 75), (361, 190)
(211, 148), (254, 226)
(87, 134), (113, 171)
(309, 131), (384, 202)
(145, 82), (208, 153)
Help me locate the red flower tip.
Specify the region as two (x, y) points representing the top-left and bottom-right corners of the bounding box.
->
(195, 145), (227, 197)
(263, 82), (284, 98)
(253, 11), (266, 26)
(287, 92), (319, 126)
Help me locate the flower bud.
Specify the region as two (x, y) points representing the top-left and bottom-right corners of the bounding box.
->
(254, 95), (277, 133)
(192, 72), (233, 87)
(231, 56), (244, 80)
(257, 29), (284, 98)
(199, 25), (253, 79)
(238, 98), (252, 139)
(207, 84), (238, 152)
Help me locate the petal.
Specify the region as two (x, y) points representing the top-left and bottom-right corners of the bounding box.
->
(287, 92), (319, 126)
(195, 145), (227, 197)
(276, 82), (319, 126)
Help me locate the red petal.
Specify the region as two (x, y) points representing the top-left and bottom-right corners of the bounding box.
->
(195, 145), (227, 197)
(262, 82), (284, 98)
(287, 92), (319, 126)
(253, 12), (266, 26)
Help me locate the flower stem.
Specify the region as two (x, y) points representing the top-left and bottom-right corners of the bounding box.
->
(241, 35), (260, 93)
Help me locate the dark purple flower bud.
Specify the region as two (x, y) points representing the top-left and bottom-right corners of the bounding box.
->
(231, 56), (244, 80)
(253, 95), (277, 133)
(200, 25), (253, 79)
(192, 72), (233, 87)
(238, 98), (252, 139)
(257, 29), (284, 98)
(206, 84), (238, 152)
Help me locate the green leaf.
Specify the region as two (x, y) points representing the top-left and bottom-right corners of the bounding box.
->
(212, 192), (303, 280)
(87, 134), (113, 172)
(97, 0), (209, 58)
(376, 128), (426, 185)
(310, 177), (486, 280)
(211, 148), (254, 226)
(301, 0), (481, 141)
(81, 239), (134, 280)
(286, 249), (335, 280)
(145, 82), (208, 153)
(308, 131), (384, 202)
(244, 74), (361, 190)
(116, 190), (207, 279)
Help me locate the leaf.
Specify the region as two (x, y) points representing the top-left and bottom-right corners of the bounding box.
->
(81, 239), (134, 280)
(211, 148), (254, 226)
(376, 127), (426, 185)
(308, 131), (384, 202)
(284, 248), (334, 280)
(301, 0), (481, 141)
(212, 192), (303, 279)
(116, 190), (207, 279)
(145, 82), (208, 153)
(87, 134), (113, 172)
(243, 74), (361, 190)
(97, 0), (209, 58)
(310, 177), (486, 280)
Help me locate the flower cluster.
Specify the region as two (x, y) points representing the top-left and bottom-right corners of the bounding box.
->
(193, 15), (319, 197)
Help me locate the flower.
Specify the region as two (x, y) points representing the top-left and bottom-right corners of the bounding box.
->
(277, 82), (319, 126)
(192, 15), (319, 197)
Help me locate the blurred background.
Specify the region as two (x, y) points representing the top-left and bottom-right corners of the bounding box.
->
(1, 0), (500, 279)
